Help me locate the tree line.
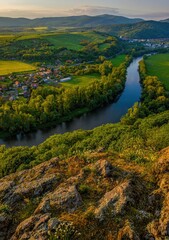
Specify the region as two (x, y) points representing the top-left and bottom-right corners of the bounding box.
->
(0, 56), (132, 136)
(121, 57), (169, 124)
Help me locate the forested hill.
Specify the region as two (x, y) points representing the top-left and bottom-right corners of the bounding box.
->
(0, 15), (143, 27)
(161, 18), (169, 23)
(96, 20), (169, 39)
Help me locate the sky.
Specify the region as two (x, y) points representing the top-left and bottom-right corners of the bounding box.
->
(0, 0), (169, 20)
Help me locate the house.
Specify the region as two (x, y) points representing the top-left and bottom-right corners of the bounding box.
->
(15, 81), (21, 87)
(22, 85), (28, 91)
(60, 77), (72, 82)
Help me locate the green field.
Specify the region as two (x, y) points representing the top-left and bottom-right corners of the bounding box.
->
(43, 32), (105, 50)
(145, 53), (169, 90)
(0, 61), (36, 75)
(99, 43), (111, 51)
(110, 54), (126, 67)
(61, 74), (101, 88)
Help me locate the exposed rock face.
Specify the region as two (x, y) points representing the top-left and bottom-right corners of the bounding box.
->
(95, 179), (134, 221)
(0, 158), (60, 207)
(11, 213), (59, 240)
(35, 184), (82, 214)
(117, 220), (140, 240)
(147, 147), (169, 239)
(4, 174), (59, 207)
(0, 147), (168, 240)
(0, 213), (12, 240)
(93, 159), (113, 177)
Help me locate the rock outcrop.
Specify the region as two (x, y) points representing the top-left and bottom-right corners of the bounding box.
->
(0, 213), (12, 240)
(11, 213), (59, 240)
(0, 147), (168, 240)
(95, 179), (134, 221)
(34, 184), (82, 214)
(147, 147), (169, 239)
(93, 159), (113, 177)
(117, 220), (140, 240)
(0, 158), (61, 208)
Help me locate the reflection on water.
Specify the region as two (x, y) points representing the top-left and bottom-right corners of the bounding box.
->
(0, 57), (142, 147)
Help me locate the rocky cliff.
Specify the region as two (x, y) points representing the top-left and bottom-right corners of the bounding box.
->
(0, 148), (168, 240)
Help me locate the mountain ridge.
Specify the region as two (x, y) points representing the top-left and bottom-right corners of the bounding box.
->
(0, 14), (144, 27)
(95, 20), (169, 39)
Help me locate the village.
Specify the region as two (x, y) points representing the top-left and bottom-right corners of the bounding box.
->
(120, 37), (169, 49)
(0, 60), (75, 102)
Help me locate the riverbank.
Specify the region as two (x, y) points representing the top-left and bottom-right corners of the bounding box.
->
(0, 57), (142, 147)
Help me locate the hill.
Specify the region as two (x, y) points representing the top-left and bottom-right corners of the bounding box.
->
(0, 15), (144, 28)
(161, 18), (169, 23)
(96, 21), (169, 39)
(0, 109), (169, 239)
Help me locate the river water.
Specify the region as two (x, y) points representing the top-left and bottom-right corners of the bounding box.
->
(0, 57), (142, 147)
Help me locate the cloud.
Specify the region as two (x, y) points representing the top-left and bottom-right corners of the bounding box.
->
(121, 9), (169, 20)
(0, 5), (168, 20)
(64, 5), (119, 16)
(0, 5), (119, 19)
(0, 9), (64, 18)
(137, 12), (169, 20)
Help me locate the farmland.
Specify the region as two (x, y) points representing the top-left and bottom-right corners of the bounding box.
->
(61, 73), (101, 88)
(0, 60), (36, 75)
(61, 55), (126, 88)
(110, 54), (126, 67)
(145, 53), (169, 90)
(43, 32), (106, 50)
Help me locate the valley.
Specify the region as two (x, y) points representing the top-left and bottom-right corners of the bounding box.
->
(0, 12), (169, 240)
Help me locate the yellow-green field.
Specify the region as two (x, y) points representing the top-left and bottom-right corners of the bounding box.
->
(145, 53), (169, 90)
(61, 55), (126, 88)
(0, 61), (36, 75)
(110, 54), (126, 67)
(61, 74), (101, 88)
(43, 32), (105, 51)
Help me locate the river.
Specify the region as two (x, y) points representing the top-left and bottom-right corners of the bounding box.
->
(0, 57), (142, 147)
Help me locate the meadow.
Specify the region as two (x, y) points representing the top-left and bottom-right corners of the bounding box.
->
(145, 53), (169, 90)
(0, 60), (36, 75)
(110, 54), (126, 67)
(5, 31), (106, 51)
(43, 32), (106, 50)
(61, 73), (101, 88)
(61, 55), (126, 88)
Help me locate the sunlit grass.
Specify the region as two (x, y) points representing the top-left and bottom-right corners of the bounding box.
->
(145, 53), (169, 90)
(0, 60), (36, 75)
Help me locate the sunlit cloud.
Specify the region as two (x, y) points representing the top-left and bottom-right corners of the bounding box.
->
(134, 12), (169, 20)
(64, 5), (119, 16)
(0, 5), (120, 19)
(0, 5), (168, 20)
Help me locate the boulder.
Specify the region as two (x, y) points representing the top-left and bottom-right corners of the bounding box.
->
(147, 147), (169, 239)
(93, 159), (113, 177)
(117, 220), (140, 240)
(0, 213), (12, 240)
(0, 158), (60, 208)
(11, 213), (59, 240)
(35, 184), (82, 214)
(95, 180), (134, 221)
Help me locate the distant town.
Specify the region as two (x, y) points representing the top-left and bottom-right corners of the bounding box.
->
(121, 37), (169, 49)
(0, 60), (75, 101)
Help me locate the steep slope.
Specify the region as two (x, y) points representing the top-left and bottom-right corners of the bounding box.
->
(96, 21), (169, 39)
(161, 18), (169, 23)
(0, 146), (168, 239)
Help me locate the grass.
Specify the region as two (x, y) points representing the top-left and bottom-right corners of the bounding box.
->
(43, 32), (105, 51)
(0, 60), (36, 75)
(61, 54), (126, 88)
(145, 53), (169, 90)
(99, 43), (111, 51)
(110, 54), (126, 67)
(61, 74), (101, 88)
